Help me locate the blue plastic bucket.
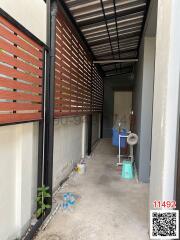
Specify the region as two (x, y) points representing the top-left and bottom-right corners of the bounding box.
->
(112, 128), (127, 148)
(112, 128), (119, 147)
(119, 129), (127, 148)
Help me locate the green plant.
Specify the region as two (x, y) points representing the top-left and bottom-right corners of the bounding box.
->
(36, 185), (51, 218)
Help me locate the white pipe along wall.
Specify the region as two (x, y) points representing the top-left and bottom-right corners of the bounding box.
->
(0, 0), (46, 239)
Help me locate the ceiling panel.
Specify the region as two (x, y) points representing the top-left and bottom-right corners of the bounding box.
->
(63, 0), (149, 76)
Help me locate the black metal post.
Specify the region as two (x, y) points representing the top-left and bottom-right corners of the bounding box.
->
(43, 0), (57, 207)
(100, 79), (105, 139)
(37, 47), (46, 188)
(23, 1), (56, 239)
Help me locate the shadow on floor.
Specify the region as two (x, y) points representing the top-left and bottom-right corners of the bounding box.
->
(35, 139), (149, 240)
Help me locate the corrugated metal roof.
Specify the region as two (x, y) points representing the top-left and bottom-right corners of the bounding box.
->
(63, 0), (149, 76)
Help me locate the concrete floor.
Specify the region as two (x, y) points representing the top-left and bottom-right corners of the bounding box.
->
(35, 139), (149, 240)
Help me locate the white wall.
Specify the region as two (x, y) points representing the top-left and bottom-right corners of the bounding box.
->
(0, 0), (46, 239)
(149, 0), (180, 208)
(0, 126), (17, 240)
(0, 123), (39, 240)
(114, 91), (132, 130)
(0, 0), (46, 43)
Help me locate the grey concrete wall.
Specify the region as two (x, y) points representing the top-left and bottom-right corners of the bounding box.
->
(53, 116), (84, 189)
(132, 0), (157, 183)
(133, 37), (156, 183)
(53, 113), (101, 189)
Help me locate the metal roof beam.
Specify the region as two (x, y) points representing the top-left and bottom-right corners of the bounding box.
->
(83, 21), (142, 37)
(95, 49), (137, 57)
(90, 33), (139, 46)
(91, 36), (139, 49)
(84, 25), (142, 40)
(100, 0), (117, 71)
(71, 0), (145, 16)
(78, 6), (146, 27)
(93, 59), (138, 64)
(106, 72), (132, 77)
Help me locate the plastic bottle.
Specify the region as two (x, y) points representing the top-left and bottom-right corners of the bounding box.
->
(68, 193), (76, 206)
(62, 193), (69, 212)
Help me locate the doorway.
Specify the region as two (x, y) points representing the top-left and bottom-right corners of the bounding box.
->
(113, 91), (132, 131)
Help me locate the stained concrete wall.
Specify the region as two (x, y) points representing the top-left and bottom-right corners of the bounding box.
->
(149, 0), (180, 208)
(133, 0), (157, 183)
(53, 113), (100, 189)
(133, 37), (156, 183)
(0, 0), (46, 239)
(53, 117), (86, 189)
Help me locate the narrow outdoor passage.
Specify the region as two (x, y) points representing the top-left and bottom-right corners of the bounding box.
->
(35, 139), (149, 240)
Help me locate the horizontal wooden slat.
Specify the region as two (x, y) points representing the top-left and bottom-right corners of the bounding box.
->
(0, 15), (44, 124)
(0, 38), (42, 68)
(0, 52), (42, 76)
(0, 113), (41, 124)
(55, 8), (94, 117)
(0, 102), (41, 111)
(0, 24), (42, 59)
(0, 90), (41, 102)
(0, 64), (41, 85)
(0, 16), (43, 51)
(0, 77), (42, 94)
(92, 66), (103, 112)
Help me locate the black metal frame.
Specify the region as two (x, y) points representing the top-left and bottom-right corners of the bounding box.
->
(89, 33), (140, 47)
(100, 0), (117, 72)
(113, 0), (121, 61)
(61, 0), (149, 77)
(43, 0), (57, 206)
